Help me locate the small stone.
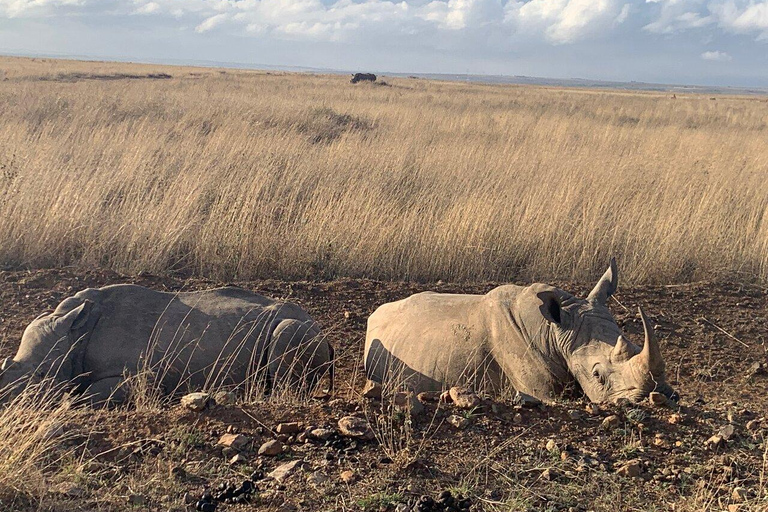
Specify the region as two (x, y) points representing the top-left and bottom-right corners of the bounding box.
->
(340, 470), (357, 484)
(361, 381), (382, 399)
(338, 416), (374, 440)
(719, 424), (736, 441)
(212, 390), (236, 406)
(276, 422), (301, 435)
(217, 433), (251, 450)
(307, 471), (330, 488)
(585, 403), (600, 416)
(180, 392), (210, 411)
(541, 468), (560, 481)
(309, 428), (335, 441)
(343, 311), (352, 320)
(545, 439), (558, 452)
(616, 460), (642, 478)
(705, 435), (724, 451)
(649, 392), (667, 407)
(668, 413), (683, 425)
(447, 414), (470, 429)
(512, 390), (542, 408)
(512, 413), (523, 424)
(732, 487), (748, 502)
(567, 409), (584, 420)
(268, 460), (306, 483)
(602, 415), (621, 429)
(560, 451), (569, 461)
(449, 387), (481, 409)
(258, 440), (284, 456)
(229, 453), (247, 465)
(417, 391), (441, 403)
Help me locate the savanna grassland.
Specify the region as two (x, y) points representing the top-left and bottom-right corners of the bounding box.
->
(1, 56), (767, 284)
(0, 57), (766, 512)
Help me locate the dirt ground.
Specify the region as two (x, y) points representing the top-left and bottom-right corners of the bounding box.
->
(0, 268), (766, 511)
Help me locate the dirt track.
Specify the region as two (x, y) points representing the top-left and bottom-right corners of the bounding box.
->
(1, 268), (767, 511)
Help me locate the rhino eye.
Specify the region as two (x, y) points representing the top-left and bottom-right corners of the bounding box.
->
(592, 367), (606, 385)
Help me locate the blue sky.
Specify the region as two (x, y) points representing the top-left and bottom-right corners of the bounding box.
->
(1, 0), (767, 86)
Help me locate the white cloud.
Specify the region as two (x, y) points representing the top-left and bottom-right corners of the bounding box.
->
(509, 0), (629, 44)
(196, 12), (229, 33)
(701, 49), (732, 61)
(134, 1), (160, 15)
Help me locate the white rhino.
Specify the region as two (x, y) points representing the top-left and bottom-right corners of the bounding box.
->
(0, 285), (332, 404)
(364, 259), (675, 403)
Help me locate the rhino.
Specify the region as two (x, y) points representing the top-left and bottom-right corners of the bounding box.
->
(364, 259), (675, 403)
(350, 72), (376, 84)
(0, 284), (333, 405)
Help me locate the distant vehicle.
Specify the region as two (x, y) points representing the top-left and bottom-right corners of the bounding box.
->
(350, 73), (376, 84)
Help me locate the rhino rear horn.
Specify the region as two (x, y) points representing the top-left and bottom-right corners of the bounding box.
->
(635, 307), (665, 376)
(587, 257), (618, 305)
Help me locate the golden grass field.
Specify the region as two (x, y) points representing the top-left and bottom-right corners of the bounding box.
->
(1, 56), (767, 284)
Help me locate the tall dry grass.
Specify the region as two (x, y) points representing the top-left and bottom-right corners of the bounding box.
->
(1, 56), (767, 284)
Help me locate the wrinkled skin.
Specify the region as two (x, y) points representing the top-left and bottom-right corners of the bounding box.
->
(1, 285), (333, 405)
(364, 259), (676, 403)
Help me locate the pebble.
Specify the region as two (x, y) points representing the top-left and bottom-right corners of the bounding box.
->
(584, 403), (600, 416)
(705, 435), (724, 451)
(306, 471), (330, 488)
(449, 387), (481, 409)
(417, 391), (441, 403)
(719, 424), (736, 441)
(340, 469), (357, 484)
(447, 414), (470, 429)
(309, 428), (335, 441)
(648, 392), (667, 406)
(668, 413), (683, 425)
(732, 487), (748, 502)
(512, 391), (542, 408)
(180, 392), (210, 411)
(746, 419), (761, 431)
(338, 416), (374, 440)
(361, 381), (382, 399)
(616, 460), (642, 478)
(258, 440), (284, 456)
(541, 468), (559, 481)
(567, 409), (584, 420)
(217, 434), (251, 450)
(601, 415), (621, 429)
(212, 391), (236, 407)
(512, 412), (523, 424)
(276, 422), (301, 435)
(229, 453), (247, 465)
(545, 439), (558, 452)
(268, 460), (306, 483)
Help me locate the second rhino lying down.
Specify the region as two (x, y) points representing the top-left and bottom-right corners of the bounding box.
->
(365, 259), (676, 403)
(1, 285), (332, 404)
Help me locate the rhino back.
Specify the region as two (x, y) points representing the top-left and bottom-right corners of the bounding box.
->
(81, 285), (303, 387)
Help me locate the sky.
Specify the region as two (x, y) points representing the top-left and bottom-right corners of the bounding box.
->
(1, 0), (767, 87)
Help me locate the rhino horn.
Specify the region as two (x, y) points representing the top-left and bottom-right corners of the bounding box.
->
(1, 357), (12, 371)
(587, 257), (617, 305)
(635, 307), (665, 376)
(611, 335), (636, 363)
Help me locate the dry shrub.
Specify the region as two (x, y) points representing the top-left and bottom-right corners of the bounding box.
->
(0, 56), (766, 284)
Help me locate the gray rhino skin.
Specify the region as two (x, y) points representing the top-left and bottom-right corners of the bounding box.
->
(364, 259), (675, 403)
(0, 284), (332, 404)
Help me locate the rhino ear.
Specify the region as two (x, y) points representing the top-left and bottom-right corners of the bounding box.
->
(587, 257), (618, 305)
(537, 291), (562, 324)
(53, 299), (93, 332)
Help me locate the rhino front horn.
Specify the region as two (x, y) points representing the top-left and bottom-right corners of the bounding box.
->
(636, 307), (664, 376)
(587, 257), (618, 306)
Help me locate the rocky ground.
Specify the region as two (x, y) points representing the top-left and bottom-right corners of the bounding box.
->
(0, 268), (766, 512)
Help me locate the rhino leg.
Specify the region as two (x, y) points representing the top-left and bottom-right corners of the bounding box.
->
(84, 376), (128, 408)
(267, 319), (329, 395)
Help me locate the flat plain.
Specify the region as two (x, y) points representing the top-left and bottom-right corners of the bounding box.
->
(0, 57), (766, 511)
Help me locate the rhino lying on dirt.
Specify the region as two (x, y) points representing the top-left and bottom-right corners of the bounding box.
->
(365, 259), (675, 403)
(0, 285), (332, 404)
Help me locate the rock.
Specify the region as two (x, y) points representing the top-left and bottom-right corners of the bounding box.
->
(307, 471), (330, 488)
(276, 422), (301, 435)
(128, 494), (147, 506)
(447, 414), (470, 429)
(309, 428), (335, 441)
(217, 433), (251, 451)
(648, 392), (667, 406)
(719, 424), (736, 441)
(338, 416), (374, 440)
(541, 468), (560, 481)
(584, 403), (600, 416)
(705, 435), (724, 451)
(602, 415), (620, 429)
(449, 387), (481, 409)
(545, 439), (558, 452)
(512, 413), (523, 424)
(616, 460), (642, 478)
(732, 487), (748, 502)
(567, 409), (584, 420)
(268, 460), (306, 483)
(229, 453), (247, 465)
(258, 440), (284, 456)
(361, 381), (382, 399)
(748, 361), (766, 377)
(512, 391), (542, 408)
(340, 470), (357, 484)
(394, 391), (425, 416)
(417, 391), (441, 403)
(180, 392), (210, 411)
(212, 390), (236, 406)
(668, 413), (683, 425)
(746, 419), (761, 431)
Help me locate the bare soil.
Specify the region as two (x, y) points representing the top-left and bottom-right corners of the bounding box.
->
(1, 268), (766, 511)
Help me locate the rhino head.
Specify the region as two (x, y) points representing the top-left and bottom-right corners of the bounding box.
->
(0, 300), (92, 402)
(531, 259), (676, 403)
